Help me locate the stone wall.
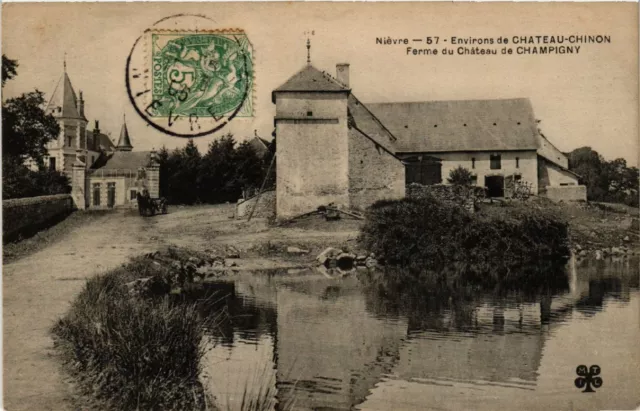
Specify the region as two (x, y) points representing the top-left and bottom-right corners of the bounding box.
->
(236, 190), (276, 219)
(348, 128), (405, 211)
(3, 194), (74, 240)
(407, 183), (486, 212)
(275, 92), (350, 219)
(540, 185), (587, 202)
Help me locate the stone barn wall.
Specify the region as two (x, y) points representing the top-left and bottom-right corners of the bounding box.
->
(3, 194), (74, 240)
(348, 128), (405, 210)
(275, 92), (350, 219)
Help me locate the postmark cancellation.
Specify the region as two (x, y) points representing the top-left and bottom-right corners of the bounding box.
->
(127, 25), (254, 137)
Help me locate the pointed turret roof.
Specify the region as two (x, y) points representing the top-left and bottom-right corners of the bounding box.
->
(116, 117), (133, 151)
(272, 65), (350, 102)
(46, 71), (84, 120)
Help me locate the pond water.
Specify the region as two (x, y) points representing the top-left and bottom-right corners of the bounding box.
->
(194, 257), (639, 411)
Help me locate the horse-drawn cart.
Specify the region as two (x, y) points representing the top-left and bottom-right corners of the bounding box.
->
(137, 193), (168, 217)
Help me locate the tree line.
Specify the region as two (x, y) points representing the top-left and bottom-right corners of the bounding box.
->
(2, 54), (71, 199)
(157, 135), (275, 205)
(568, 147), (639, 207)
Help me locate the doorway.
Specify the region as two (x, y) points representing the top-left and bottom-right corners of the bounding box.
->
(485, 175), (505, 197)
(107, 183), (116, 208)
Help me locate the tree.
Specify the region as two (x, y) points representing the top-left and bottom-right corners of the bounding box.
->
(567, 147), (608, 200)
(2, 55), (70, 199)
(3, 91), (61, 166)
(157, 134), (270, 205)
(447, 166), (474, 186)
(199, 134), (238, 203)
(165, 139), (202, 205)
(568, 147), (639, 206)
(233, 141), (265, 196)
(2, 54), (18, 86)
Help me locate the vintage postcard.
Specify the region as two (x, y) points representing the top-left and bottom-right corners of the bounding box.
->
(1, 2), (638, 411)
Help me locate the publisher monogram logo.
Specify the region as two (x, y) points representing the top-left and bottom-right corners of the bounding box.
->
(574, 365), (602, 393)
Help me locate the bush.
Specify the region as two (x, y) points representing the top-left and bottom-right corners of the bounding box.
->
(52, 249), (215, 410)
(360, 194), (570, 275)
(2, 160), (71, 199)
(447, 165), (474, 186)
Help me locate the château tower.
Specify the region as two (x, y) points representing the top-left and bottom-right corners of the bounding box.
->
(45, 61), (88, 173)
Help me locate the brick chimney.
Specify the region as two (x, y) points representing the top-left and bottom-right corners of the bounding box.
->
(336, 63), (350, 88)
(92, 120), (100, 151)
(78, 90), (85, 118)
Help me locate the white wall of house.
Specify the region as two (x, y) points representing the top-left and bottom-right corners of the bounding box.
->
(431, 150), (539, 194)
(87, 176), (126, 208)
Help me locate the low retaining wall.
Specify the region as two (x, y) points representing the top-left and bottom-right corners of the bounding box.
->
(407, 183), (485, 213)
(3, 194), (74, 240)
(540, 185), (587, 202)
(236, 190), (276, 219)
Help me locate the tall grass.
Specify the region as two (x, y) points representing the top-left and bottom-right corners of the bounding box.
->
(52, 249), (215, 410)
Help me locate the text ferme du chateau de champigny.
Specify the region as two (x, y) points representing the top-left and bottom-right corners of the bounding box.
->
(375, 34), (612, 56)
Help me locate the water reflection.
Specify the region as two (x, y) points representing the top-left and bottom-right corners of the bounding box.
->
(193, 258), (639, 411)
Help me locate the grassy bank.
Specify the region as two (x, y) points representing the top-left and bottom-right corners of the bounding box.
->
(360, 195), (570, 276)
(52, 247), (216, 410)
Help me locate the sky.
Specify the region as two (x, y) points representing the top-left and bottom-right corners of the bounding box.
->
(2, 2), (638, 165)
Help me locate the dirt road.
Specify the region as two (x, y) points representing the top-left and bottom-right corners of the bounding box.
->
(2, 204), (360, 410)
(2, 210), (158, 411)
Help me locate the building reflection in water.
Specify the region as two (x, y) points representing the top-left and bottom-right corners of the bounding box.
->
(192, 257), (639, 411)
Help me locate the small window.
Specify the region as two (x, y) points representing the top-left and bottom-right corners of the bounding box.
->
(307, 111), (313, 117)
(49, 157), (56, 171)
(516, 157), (520, 168)
(471, 158), (476, 169)
(514, 175), (522, 181)
(471, 175), (478, 185)
(130, 189), (137, 200)
(93, 183), (101, 206)
(490, 154), (502, 170)
(560, 183), (569, 186)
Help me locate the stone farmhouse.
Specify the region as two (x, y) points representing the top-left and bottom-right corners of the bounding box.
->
(43, 66), (159, 210)
(273, 59), (583, 219)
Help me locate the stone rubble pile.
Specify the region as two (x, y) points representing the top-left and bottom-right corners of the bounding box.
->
(125, 247), (242, 297)
(314, 247), (379, 276)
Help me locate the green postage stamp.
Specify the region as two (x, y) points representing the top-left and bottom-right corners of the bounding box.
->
(149, 31), (253, 119)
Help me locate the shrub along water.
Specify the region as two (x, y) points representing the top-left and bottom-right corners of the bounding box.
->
(359, 194), (570, 284)
(51, 248), (217, 410)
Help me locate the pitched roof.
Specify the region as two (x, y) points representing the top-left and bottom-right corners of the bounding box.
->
(86, 129), (116, 152)
(347, 94), (398, 154)
(537, 132), (569, 169)
(46, 72), (84, 120)
(248, 136), (271, 156)
(91, 151), (151, 170)
(116, 121), (133, 151)
(367, 98), (539, 153)
(272, 65), (349, 102)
